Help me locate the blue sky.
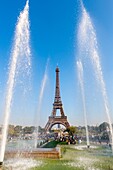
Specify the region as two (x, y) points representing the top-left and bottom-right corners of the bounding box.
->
(0, 0), (113, 127)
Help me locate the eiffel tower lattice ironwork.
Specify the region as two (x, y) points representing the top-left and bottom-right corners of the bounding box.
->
(45, 66), (70, 131)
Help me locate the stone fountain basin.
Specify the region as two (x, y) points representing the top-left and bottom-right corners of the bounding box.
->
(5, 147), (61, 159)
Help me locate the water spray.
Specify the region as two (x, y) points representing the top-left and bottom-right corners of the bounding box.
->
(78, 1), (113, 152)
(77, 60), (90, 148)
(34, 59), (49, 148)
(0, 0), (30, 163)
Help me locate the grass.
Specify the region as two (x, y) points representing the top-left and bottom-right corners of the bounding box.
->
(42, 140), (67, 148)
(42, 141), (59, 148)
(33, 160), (79, 170)
(31, 143), (113, 170)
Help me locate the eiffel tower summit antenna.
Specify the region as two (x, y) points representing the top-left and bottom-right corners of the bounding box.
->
(45, 66), (70, 131)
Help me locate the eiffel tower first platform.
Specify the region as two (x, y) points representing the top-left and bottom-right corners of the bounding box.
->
(45, 66), (70, 131)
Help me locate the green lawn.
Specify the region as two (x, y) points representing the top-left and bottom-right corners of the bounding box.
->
(31, 144), (113, 170)
(42, 140), (67, 148)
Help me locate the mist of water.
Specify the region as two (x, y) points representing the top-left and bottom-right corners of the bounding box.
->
(0, 0), (31, 162)
(34, 59), (49, 148)
(77, 60), (90, 147)
(78, 1), (113, 151)
(4, 158), (42, 170)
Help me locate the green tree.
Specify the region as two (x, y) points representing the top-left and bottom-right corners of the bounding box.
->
(65, 126), (77, 137)
(38, 126), (45, 133)
(99, 122), (109, 132)
(14, 125), (22, 136)
(8, 125), (15, 137)
(23, 126), (35, 134)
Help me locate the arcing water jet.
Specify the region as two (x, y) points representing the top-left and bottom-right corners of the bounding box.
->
(0, 0), (31, 163)
(78, 1), (113, 152)
(34, 59), (49, 148)
(77, 60), (90, 148)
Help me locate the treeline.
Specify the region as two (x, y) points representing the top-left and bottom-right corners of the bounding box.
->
(7, 125), (45, 137)
(77, 122), (112, 141)
(0, 122), (112, 139)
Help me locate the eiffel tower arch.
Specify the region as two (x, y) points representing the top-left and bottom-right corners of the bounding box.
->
(45, 67), (70, 131)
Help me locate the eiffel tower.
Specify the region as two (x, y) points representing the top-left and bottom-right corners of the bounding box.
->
(45, 66), (70, 131)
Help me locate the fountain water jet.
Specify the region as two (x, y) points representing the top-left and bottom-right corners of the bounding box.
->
(78, 1), (113, 152)
(34, 59), (49, 148)
(0, 0), (31, 164)
(77, 60), (90, 148)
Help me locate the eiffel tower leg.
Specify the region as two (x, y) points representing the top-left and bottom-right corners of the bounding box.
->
(60, 107), (64, 116)
(52, 108), (56, 117)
